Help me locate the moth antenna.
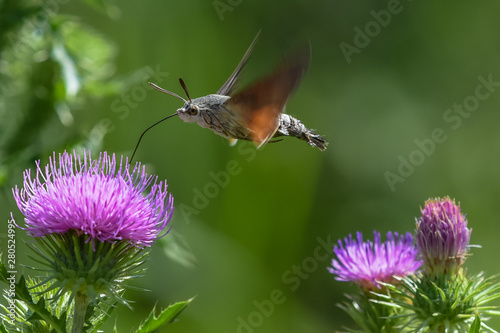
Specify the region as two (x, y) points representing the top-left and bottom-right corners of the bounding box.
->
(178, 77), (192, 103)
(130, 113), (178, 163)
(149, 82), (187, 103)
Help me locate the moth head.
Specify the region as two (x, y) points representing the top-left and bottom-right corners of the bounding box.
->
(148, 78), (201, 123)
(177, 102), (200, 123)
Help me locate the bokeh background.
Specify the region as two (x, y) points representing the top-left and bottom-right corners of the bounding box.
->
(1, 0), (500, 331)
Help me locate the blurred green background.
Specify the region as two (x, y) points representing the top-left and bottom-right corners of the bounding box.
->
(1, 0), (500, 331)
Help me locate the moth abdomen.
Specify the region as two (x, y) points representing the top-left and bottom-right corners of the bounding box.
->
(275, 114), (328, 151)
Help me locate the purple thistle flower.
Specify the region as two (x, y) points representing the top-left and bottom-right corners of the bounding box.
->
(12, 150), (174, 248)
(416, 196), (471, 276)
(328, 231), (421, 290)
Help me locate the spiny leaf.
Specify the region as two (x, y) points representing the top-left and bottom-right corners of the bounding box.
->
(134, 297), (194, 333)
(14, 277), (66, 333)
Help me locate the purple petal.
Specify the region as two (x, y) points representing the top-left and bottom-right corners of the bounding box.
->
(12, 150), (174, 248)
(329, 230), (421, 289)
(416, 197), (471, 275)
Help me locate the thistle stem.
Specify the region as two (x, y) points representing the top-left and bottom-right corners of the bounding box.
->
(71, 292), (89, 333)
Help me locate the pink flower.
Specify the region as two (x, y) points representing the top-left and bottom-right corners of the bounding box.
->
(13, 150), (174, 247)
(329, 231), (421, 289)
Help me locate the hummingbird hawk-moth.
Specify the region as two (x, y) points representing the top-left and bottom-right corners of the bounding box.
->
(131, 32), (327, 161)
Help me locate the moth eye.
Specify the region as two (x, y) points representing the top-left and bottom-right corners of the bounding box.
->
(189, 105), (199, 116)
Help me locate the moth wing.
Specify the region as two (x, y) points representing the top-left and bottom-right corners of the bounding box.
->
(217, 31), (261, 96)
(227, 46), (310, 147)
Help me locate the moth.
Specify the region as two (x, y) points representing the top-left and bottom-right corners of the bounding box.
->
(131, 32), (327, 162)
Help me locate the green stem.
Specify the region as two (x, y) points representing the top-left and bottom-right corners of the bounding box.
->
(71, 292), (89, 333)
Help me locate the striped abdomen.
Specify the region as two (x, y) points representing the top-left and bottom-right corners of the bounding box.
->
(274, 114), (328, 151)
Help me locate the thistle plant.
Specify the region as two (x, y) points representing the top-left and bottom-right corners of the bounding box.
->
(402, 197), (500, 332)
(0, 150), (191, 333)
(328, 231), (421, 332)
(329, 197), (500, 333)
(416, 197), (471, 277)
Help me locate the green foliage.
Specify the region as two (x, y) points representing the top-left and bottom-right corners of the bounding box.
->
(369, 271), (500, 332)
(0, 253), (192, 332)
(0, 0), (119, 185)
(135, 298), (194, 333)
(0, 259), (66, 332)
(338, 292), (403, 333)
(159, 232), (197, 269)
(469, 314), (481, 333)
(26, 231), (149, 308)
(79, 0), (121, 19)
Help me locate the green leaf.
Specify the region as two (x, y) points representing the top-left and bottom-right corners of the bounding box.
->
(14, 277), (66, 333)
(468, 313), (481, 333)
(134, 297), (194, 333)
(80, 0), (121, 19)
(0, 253), (9, 284)
(160, 232), (197, 268)
(52, 41), (81, 99)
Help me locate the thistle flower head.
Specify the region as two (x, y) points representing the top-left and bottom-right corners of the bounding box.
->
(13, 150), (174, 247)
(11, 150), (175, 307)
(416, 196), (471, 276)
(328, 231), (421, 290)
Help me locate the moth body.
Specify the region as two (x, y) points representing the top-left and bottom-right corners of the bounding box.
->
(179, 92), (326, 151)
